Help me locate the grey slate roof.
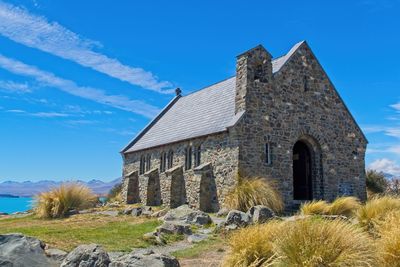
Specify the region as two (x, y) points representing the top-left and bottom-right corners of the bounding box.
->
(122, 41), (304, 153)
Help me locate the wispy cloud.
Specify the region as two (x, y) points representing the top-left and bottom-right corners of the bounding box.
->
(0, 80), (31, 93)
(6, 109), (25, 113)
(0, 1), (173, 93)
(31, 112), (69, 118)
(368, 158), (400, 176)
(65, 119), (98, 125)
(5, 109), (69, 118)
(0, 54), (160, 118)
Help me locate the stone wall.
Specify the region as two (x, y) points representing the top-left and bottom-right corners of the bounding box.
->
(233, 42), (367, 207)
(122, 132), (239, 211)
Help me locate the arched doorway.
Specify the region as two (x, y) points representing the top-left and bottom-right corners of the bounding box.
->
(293, 141), (313, 200)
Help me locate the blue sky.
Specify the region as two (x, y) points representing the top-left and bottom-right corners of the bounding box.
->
(0, 0), (399, 182)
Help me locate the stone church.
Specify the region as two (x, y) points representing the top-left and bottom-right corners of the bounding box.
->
(120, 41), (367, 212)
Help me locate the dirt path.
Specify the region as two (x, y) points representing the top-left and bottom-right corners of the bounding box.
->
(179, 246), (227, 267)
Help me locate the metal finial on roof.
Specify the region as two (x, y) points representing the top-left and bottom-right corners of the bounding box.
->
(175, 87), (182, 96)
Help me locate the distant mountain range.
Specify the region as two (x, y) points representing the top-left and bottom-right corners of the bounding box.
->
(0, 178), (122, 197)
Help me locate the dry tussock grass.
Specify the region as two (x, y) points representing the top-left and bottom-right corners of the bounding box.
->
(224, 176), (283, 213)
(375, 211), (400, 266)
(34, 183), (97, 218)
(300, 197), (361, 217)
(299, 200), (329, 215)
(356, 196), (400, 232)
(223, 218), (378, 267)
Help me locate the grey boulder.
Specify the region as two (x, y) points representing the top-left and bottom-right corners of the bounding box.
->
(131, 207), (143, 217)
(60, 244), (110, 267)
(162, 205), (211, 225)
(157, 222), (192, 235)
(225, 210), (251, 227)
(0, 233), (60, 267)
(110, 249), (179, 267)
(247, 205), (275, 224)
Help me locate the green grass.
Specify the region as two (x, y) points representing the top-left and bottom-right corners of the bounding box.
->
(0, 214), (161, 252)
(172, 235), (224, 259)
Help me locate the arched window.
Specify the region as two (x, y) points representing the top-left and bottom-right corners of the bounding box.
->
(160, 152), (166, 172)
(146, 155), (151, 172)
(139, 155), (145, 175)
(194, 145), (201, 167)
(167, 150), (174, 169)
(185, 146), (192, 170)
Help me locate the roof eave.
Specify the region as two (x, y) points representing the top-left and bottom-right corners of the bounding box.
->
(120, 95), (182, 154)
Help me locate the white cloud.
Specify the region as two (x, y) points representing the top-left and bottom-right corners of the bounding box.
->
(368, 158), (400, 176)
(0, 80), (31, 92)
(0, 1), (173, 93)
(390, 103), (400, 111)
(31, 112), (69, 118)
(0, 54), (160, 118)
(6, 109), (25, 113)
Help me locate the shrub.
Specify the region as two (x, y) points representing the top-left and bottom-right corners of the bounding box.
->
(327, 196), (361, 217)
(34, 183), (97, 218)
(107, 182), (123, 202)
(224, 176), (283, 213)
(366, 170), (388, 194)
(222, 221), (283, 267)
(223, 218), (377, 267)
(356, 196), (400, 232)
(300, 197), (360, 217)
(376, 211), (400, 266)
(272, 219), (377, 267)
(300, 200), (329, 215)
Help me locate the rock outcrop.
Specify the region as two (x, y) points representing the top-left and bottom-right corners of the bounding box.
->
(0, 234), (60, 267)
(61, 244), (111, 267)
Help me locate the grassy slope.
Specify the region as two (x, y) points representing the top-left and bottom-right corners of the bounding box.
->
(0, 214), (161, 252)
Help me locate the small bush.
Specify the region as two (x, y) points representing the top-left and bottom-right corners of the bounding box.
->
(376, 211), (400, 266)
(107, 182), (123, 203)
(300, 197), (360, 217)
(357, 196), (400, 232)
(224, 176), (283, 213)
(35, 183), (97, 218)
(273, 219), (377, 266)
(366, 170), (388, 194)
(222, 221), (282, 267)
(300, 200), (329, 215)
(327, 196), (361, 217)
(223, 218), (377, 267)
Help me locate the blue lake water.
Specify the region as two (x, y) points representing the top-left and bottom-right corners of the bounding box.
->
(0, 197), (33, 214)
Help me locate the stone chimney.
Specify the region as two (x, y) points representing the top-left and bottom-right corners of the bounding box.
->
(235, 45), (272, 114)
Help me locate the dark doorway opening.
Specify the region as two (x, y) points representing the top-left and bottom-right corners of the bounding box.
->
(293, 141), (313, 200)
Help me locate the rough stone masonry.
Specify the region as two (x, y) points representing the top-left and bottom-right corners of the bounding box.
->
(120, 41), (367, 212)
